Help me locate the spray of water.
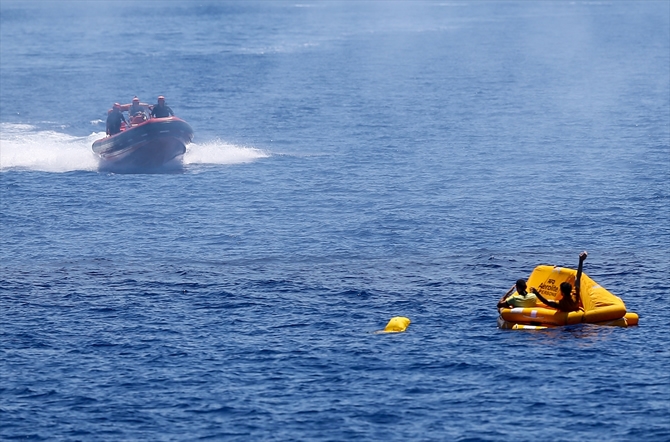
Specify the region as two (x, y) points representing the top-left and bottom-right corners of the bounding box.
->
(184, 139), (269, 165)
(0, 123), (100, 172)
(0, 123), (268, 173)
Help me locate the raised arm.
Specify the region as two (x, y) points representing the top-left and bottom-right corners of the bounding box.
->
(575, 251), (587, 303)
(531, 287), (559, 309)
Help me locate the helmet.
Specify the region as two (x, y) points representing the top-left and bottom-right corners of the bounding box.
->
(132, 97), (139, 102)
(158, 95), (165, 101)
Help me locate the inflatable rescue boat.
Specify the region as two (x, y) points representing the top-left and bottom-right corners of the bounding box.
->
(92, 115), (193, 172)
(498, 265), (639, 329)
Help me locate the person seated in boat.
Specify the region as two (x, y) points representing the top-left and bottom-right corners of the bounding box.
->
(531, 251), (588, 312)
(129, 113), (147, 125)
(106, 103), (127, 136)
(497, 279), (537, 309)
(150, 95), (174, 118)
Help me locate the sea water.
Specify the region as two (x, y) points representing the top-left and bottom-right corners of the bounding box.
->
(1, 1), (669, 440)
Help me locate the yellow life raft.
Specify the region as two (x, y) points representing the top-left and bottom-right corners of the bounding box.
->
(498, 265), (639, 328)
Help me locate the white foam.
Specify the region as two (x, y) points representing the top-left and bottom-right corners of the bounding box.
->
(0, 123), (99, 172)
(184, 139), (269, 165)
(0, 123), (269, 172)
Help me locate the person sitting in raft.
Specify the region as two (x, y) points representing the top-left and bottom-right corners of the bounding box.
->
(531, 251), (588, 312)
(150, 95), (174, 118)
(106, 103), (127, 136)
(497, 279), (537, 309)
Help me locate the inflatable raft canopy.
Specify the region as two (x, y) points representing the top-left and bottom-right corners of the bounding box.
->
(498, 265), (638, 329)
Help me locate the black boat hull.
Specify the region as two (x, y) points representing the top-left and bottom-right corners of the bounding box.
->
(92, 117), (193, 172)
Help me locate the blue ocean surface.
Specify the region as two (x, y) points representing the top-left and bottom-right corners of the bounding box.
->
(1, 1), (669, 440)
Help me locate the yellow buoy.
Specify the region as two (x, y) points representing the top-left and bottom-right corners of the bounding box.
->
(381, 316), (411, 333)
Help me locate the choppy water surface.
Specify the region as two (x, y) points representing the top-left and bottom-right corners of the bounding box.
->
(1, 1), (669, 440)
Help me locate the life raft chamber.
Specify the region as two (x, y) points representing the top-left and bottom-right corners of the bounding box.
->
(498, 265), (639, 329)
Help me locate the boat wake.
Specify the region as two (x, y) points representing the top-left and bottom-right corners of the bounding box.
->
(184, 139), (269, 166)
(0, 123), (268, 173)
(0, 123), (99, 173)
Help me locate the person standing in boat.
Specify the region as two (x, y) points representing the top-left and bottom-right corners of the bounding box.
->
(150, 95), (174, 118)
(106, 103), (127, 136)
(127, 96), (150, 117)
(531, 251), (588, 312)
(497, 279), (537, 309)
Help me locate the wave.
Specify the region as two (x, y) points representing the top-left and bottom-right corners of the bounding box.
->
(0, 123), (268, 172)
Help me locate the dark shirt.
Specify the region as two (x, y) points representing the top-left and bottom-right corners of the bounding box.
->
(106, 109), (127, 135)
(151, 103), (174, 118)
